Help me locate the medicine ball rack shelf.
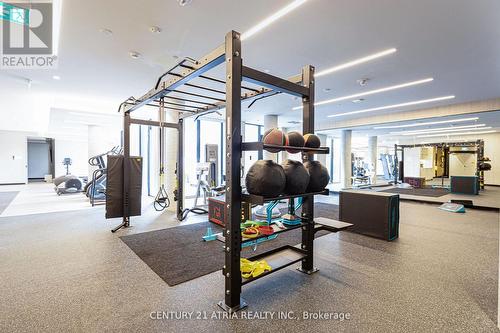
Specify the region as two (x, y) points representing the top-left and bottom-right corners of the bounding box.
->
(241, 142), (330, 154)
(115, 30), (351, 313)
(240, 224), (305, 246)
(241, 189), (329, 205)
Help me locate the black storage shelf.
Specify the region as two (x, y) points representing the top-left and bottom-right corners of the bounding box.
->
(241, 142), (329, 154)
(241, 245), (307, 285)
(241, 223), (305, 245)
(242, 189), (329, 205)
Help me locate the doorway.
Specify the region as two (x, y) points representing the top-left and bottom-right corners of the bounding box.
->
(27, 138), (55, 182)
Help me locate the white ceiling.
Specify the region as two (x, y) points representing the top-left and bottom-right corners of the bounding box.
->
(318, 110), (500, 149)
(1, 0), (499, 127)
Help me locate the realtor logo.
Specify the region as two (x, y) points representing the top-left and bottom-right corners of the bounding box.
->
(1, 1), (56, 68)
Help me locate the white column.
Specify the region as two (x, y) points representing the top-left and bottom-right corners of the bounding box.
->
(340, 130), (352, 189)
(88, 125), (104, 180)
(281, 127), (289, 162)
(367, 136), (378, 184)
(263, 115), (278, 161)
(317, 134), (327, 166)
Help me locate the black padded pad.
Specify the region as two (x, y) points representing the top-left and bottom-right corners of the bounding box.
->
(339, 190), (399, 241)
(106, 155), (142, 219)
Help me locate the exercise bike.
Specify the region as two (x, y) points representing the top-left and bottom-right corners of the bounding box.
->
(54, 158), (85, 195)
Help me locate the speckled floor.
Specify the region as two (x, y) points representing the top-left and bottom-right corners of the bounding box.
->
(0, 198), (498, 332)
(373, 185), (500, 209)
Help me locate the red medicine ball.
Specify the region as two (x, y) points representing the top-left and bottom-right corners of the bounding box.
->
(262, 128), (287, 153)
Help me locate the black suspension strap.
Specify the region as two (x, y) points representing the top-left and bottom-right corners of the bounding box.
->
(154, 98), (171, 211)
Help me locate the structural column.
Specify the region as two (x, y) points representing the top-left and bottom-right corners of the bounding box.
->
(281, 127), (290, 161)
(87, 125), (109, 180)
(367, 136), (378, 184)
(316, 134), (327, 166)
(340, 130), (352, 189)
(263, 115), (278, 161)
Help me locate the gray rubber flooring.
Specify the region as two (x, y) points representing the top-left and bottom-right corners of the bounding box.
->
(0, 191), (18, 214)
(0, 201), (498, 332)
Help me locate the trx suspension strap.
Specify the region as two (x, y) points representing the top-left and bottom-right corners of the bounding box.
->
(154, 98), (170, 211)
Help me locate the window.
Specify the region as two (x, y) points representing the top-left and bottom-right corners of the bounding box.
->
(183, 118), (225, 199)
(243, 123), (263, 176)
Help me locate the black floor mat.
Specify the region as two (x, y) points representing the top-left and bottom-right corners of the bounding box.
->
(120, 202), (339, 286)
(0, 191), (19, 215)
(380, 187), (450, 197)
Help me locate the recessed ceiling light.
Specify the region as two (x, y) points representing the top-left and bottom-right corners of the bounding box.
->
(374, 117), (479, 129)
(52, 75), (61, 80)
(352, 98), (364, 103)
(293, 78), (434, 110)
(327, 95), (455, 118)
(129, 51), (141, 59)
(241, 0), (309, 41)
(150, 26), (162, 33)
(417, 130), (496, 138)
(178, 0), (193, 6)
(315, 49), (396, 77)
(99, 28), (113, 35)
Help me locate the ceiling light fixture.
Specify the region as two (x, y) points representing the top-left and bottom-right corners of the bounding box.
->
(327, 95), (455, 118)
(391, 124), (489, 136)
(52, 75), (61, 80)
(293, 78), (434, 110)
(53, 0), (63, 55)
(352, 98), (364, 103)
(374, 117), (480, 129)
(241, 0), (309, 41)
(417, 130), (496, 138)
(315, 49), (397, 77)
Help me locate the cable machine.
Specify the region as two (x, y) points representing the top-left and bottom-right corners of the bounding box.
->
(153, 98), (171, 211)
(111, 30), (352, 311)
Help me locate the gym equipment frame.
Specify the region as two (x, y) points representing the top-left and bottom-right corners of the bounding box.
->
(111, 107), (182, 233)
(115, 31), (351, 311)
(394, 140), (485, 189)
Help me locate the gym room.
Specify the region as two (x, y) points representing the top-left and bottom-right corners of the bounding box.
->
(0, 1), (499, 332)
